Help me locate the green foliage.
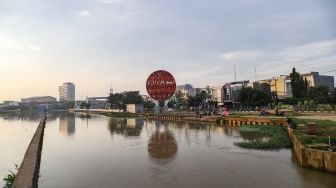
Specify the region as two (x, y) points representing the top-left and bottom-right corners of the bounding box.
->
(290, 67), (308, 98)
(188, 91), (207, 107)
(3, 164), (18, 188)
(122, 91), (143, 104)
(238, 87), (271, 106)
(280, 97), (300, 105)
(235, 125), (292, 150)
(107, 91), (143, 110)
(143, 100), (155, 109)
(79, 102), (91, 109)
(306, 86), (330, 104)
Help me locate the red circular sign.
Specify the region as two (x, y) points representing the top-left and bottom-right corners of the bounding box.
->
(146, 70), (176, 101)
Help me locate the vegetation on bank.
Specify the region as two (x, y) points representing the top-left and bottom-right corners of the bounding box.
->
(292, 118), (336, 151)
(2, 164), (18, 188)
(235, 125), (292, 150)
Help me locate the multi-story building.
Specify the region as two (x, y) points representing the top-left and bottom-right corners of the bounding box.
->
(247, 81), (272, 95)
(176, 84), (197, 100)
(252, 71), (334, 98)
(302, 72), (334, 92)
(21, 96), (57, 103)
(223, 80), (249, 104)
(251, 75), (292, 99)
(211, 86), (224, 104)
(59, 82), (75, 102)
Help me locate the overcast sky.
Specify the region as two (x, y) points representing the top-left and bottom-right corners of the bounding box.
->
(0, 0), (335, 102)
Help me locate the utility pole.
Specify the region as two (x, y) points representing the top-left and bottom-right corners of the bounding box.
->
(234, 65), (237, 82)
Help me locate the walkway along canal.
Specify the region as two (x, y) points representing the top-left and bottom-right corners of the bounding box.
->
(12, 115), (46, 188)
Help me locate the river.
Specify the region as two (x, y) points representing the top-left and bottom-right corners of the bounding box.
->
(0, 112), (335, 187)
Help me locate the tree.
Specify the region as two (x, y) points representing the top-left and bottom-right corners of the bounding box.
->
(144, 101), (155, 109)
(238, 87), (271, 107)
(306, 86), (329, 104)
(188, 91), (207, 108)
(289, 67), (307, 98)
(122, 91), (142, 104)
(107, 91), (143, 110)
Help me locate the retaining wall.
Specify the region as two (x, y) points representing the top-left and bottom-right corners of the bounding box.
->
(288, 128), (336, 173)
(12, 116), (46, 188)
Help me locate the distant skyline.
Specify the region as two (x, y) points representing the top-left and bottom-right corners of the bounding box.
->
(1, 0), (336, 102)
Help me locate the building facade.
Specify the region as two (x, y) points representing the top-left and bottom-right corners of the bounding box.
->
(21, 96), (57, 103)
(176, 84), (197, 99)
(223, 81), (249, 104)
(59, 82), (75, 101)
(302, 72), (334, 92)
(211, 86), (224, 104)
(252, 75), (292, 99)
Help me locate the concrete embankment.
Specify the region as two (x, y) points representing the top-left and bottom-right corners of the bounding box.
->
(12, 116), (46, 188)
(288, 128), (336, 173)
(147, 114), (288, 126)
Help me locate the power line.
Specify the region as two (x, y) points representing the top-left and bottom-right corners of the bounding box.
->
(321, 69), (336, 74)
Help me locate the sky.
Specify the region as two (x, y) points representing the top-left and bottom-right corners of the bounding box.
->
(0, 0), (336, 102)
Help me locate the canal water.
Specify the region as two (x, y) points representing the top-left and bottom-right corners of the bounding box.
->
(1, 113), (336, 187)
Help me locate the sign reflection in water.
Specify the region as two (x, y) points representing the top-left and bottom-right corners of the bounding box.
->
(148, 122), (178, 159)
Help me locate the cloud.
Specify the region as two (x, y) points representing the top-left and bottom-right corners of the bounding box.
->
(221, 51), (263, 61)
(101, 0), (124, 5)
(79, 10), (91, 17)
(0, 33), (42, 51)
(217, 39), (336, 81)
(279, 39), (336, 63)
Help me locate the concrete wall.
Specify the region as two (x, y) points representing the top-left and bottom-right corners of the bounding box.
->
(12, 116), (46, 188)
(288, 128), (336, 173)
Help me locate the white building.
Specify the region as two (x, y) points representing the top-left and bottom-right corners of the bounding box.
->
(126, 104), (144, 113)
(59, 82), (75, 102)
(211, 86), (224, 104)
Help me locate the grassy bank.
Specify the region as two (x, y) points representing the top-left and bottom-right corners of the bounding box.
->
(235, 125), (292, 150)
(2, 164), (18, 188)
(292, 118), (336, 151)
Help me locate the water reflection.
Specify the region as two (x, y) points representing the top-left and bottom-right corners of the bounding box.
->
(148, 122), (178, 160)
(108, 118), (144, 137)
(59, 115), (75, 136)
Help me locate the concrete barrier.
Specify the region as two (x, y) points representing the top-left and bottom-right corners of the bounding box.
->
(12, 116), (46, 188)
(288, 128), (336, 173)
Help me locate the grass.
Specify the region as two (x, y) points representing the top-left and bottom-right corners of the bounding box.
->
(2, 164), (18, 188)
(235, 125), (292, 150)
(292, 118), (336, 151)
